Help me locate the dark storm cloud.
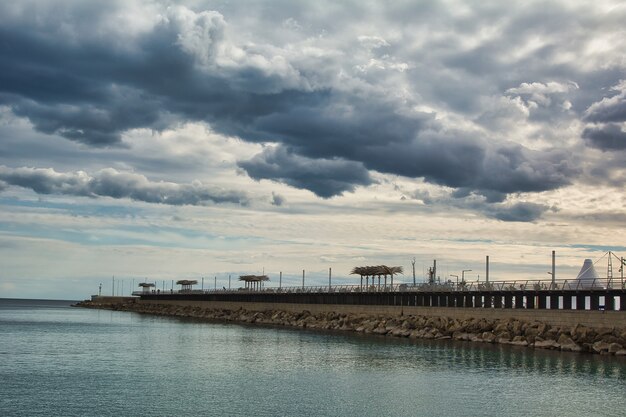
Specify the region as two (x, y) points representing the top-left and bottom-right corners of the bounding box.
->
(582, 124), (626, 150)
(583, 82), (626, 124)
(0, 1), (622, 199)
(0, 166), (249, 206)
(581, 81), (626, 151)
(238, 146), (373, 198)
(488, 202), (550, 222)
(411, 188), (551, 222)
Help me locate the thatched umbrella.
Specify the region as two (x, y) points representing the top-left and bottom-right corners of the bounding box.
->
(350, 267), (367, 289)
(239, 275), (270, 291)
(351, 265), (404, 290)
(383, 266), (403, 287)
(176, 279), (198, 291)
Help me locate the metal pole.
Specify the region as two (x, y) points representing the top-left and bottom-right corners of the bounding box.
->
(202, 277), (204, 291)
(619, 256), (626, 289)
(214, 276), (217, 291)
(279, 271), (282, 289)
(486, 256), (489, 283)
(329, 268), (332, 291)
(99, 283), (102, 296)
(112, 276), (115, 296)
(302, 269), (305, 288)
(132, 279), (134, 295)
(552, 251), (556, 289)
(229, 274), (231, 290)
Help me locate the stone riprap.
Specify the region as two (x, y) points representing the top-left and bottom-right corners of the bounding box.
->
(76, 300), (626, 356)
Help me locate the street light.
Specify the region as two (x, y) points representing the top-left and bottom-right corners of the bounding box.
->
(462, 269), (472, 285)
(450, 274), (459, 285)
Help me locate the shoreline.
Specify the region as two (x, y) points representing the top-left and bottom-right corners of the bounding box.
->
(76, 300), (626, 356)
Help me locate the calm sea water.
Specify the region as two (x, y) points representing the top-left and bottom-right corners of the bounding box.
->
(1, 298), (625, 417)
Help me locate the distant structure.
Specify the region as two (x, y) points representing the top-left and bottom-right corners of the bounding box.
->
(138, 282), (155, 294)
(239, 275), (269, 291)
(176, 280), (198, 292)
(574, 259), (601, 289)
(350, 265), (403, 289)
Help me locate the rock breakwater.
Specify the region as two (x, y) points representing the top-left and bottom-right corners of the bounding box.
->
(77, 300), (626, 356)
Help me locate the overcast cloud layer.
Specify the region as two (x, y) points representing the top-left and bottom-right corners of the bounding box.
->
(0, 1), (625, 298)
(1, 0), (624, 203)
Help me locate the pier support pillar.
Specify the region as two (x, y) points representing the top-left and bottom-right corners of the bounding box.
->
(620, 295), (626, 311)
(538, 294), (547, 309)
(563, 295), (572, 310)
(504, 294), (513, 309)
(526, 295), (535, 309)
(457, 293), (465, 307)
(483, 295), (493, 308)
(576, 294), (586, 310)
(605, 295), (615, 311)
(550, 295), (560, 310)
(515, 294), (524, 309)
(465, 294), (474, 308)
(416, 294), (424, 306)
(493, 295), (502, 309)
(590, 294), (600, 310)
(474, 294), (483, 308)
(440, 294), (449, 307)
(432, 295), (439, 307)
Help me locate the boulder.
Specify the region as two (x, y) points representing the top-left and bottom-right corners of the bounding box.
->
(534, 339), (560, 350)
(608, 343), (623, 354)
(496, 331), (511, 342)
(510, 336), (529, 346)
(592, 341), (611, 354)
(373, 326), (389, 335)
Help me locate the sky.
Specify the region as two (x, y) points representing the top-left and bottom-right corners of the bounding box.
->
(1, 0), (625, 300)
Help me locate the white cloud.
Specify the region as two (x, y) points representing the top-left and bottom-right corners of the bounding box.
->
(0, 0), (625, 298)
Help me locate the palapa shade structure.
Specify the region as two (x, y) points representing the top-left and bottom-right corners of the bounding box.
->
(239, 275), (269, 291)
(176, 279), (198, 292)
(350, 265), (403, 290)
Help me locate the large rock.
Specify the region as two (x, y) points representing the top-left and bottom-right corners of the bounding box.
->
(592, 341), (611, 354)
(534, 339), (560, 350)
(608, 343), (623, 354)
(509, 336), (529, 346)
(482, 332), (496, 343)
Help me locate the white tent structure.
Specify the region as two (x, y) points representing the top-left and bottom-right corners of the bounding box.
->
(574, 259), (603, 289)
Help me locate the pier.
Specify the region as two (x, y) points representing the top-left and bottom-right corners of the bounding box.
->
(135, 277), (626, 312)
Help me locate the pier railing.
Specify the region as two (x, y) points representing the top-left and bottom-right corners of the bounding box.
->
(133, 276), (625, 297)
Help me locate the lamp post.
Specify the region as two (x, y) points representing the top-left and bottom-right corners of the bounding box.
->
(462, 270), (472, 286)
(450, 274), (459, 285)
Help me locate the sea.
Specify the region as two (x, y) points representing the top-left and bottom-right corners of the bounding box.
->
(1, 298), (625, 417)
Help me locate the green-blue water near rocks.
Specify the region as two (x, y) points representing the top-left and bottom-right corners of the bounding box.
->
(1, 299), (625, 417)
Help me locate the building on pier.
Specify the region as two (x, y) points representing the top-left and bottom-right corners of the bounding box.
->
(138, 282), (155, 294)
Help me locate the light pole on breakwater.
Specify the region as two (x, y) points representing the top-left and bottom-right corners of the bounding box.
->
(462, 270), (472, 285)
